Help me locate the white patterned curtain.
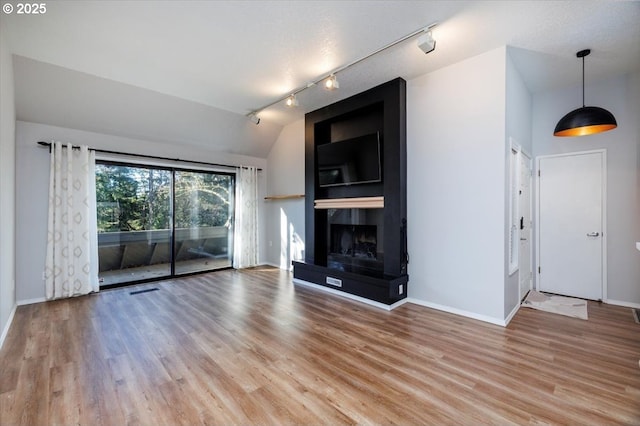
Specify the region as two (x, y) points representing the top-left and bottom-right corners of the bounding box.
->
(233, 166), (259, 268)
(45, 142), (99, 299)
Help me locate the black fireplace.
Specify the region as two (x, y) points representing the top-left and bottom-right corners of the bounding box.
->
(327, 221), (384, 276)
(330, 224), (377, 259)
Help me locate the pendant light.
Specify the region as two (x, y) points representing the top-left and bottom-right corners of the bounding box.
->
(554, 49), (617, 137)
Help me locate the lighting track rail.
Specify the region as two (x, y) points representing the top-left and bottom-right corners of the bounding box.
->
(246, 22), (437, 122)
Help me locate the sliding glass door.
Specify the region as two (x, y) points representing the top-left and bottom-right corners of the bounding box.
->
(96, 162), (234, 287)
(174, 171), (234, 274)
(96, 164), (172, 285)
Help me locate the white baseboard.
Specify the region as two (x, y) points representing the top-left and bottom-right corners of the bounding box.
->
(263, 262), (291, 271)
(406, 297), (507, 327)
(17, 297), (46, 306)
(504, 303), (520, 326)
(606, 299), (640, 309)
(292, 278), (408, 311)
(0, 304), (17, 350)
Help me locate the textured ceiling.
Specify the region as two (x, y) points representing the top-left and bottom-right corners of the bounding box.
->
(3, 1), (640, 152)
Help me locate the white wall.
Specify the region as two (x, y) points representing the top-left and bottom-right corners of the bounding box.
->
(265, 119), (306, 270)
(15, 121), (267, 303)
(13, 56), (283, 159)
(504, 49), (533, 317)
(532, 72), (640, 306)
(407, 47), (508, 323)
(0, 30), (17, 347)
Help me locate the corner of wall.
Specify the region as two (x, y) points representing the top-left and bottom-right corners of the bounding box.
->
(0, 24), (17, 348)
(504, 49), (533, 319)
(0, 304), (17, 350)
(265, 119), (306, 270)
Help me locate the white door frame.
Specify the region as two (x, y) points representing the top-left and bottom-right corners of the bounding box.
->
(509, 138), (534, 305)
(518, 148), (533, 301)
(535, 149), (607, 301)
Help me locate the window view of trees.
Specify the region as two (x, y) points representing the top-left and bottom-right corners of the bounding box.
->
(96, 164), (171, 232)
(95, 163), (235, 285)
(95, 164), (233, 233)
(174, 171), (233, 230)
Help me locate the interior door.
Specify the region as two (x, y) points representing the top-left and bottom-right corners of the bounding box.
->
(538, 151), (605, 300)
(518, 153), (532, 300)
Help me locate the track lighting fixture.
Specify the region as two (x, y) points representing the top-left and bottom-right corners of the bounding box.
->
(324, 74), (340, 91)
(246, 22), (438, 124)
(416, 30), (436, 54)
(285, 94), (299, 107)
(554, 49), (617, 137)
(247, 113), (260, 125)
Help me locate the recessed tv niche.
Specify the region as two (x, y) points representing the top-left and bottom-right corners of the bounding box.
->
(316, 132), (382, 187)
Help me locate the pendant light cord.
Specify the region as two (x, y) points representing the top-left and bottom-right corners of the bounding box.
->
(582, 54), (585, 107)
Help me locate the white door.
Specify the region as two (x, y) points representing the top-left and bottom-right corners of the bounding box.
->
(537, 151), (605, 300)
(518, 153), (532, 300)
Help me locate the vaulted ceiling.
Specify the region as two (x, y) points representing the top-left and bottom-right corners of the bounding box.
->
(3, 1), (639, 157)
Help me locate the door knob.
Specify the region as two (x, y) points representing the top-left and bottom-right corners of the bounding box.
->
(586, 232), (600, 237)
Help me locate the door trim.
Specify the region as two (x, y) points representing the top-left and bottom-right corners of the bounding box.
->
(518, 148), (533, 302)
(535, 149), (607, 301)
(508, 138), (534, 304)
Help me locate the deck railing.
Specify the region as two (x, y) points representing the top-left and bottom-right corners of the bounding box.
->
(98, 226), (230, 272)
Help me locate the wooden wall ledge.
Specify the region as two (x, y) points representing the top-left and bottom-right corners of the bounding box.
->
(264, 194), (305, 200)
(314, 196), (384, 209)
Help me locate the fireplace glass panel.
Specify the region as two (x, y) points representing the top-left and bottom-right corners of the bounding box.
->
(330, 225), (377, 259)
(326, 208), (383, 276)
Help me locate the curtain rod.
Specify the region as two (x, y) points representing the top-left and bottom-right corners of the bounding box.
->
(36, 141), (262, 171)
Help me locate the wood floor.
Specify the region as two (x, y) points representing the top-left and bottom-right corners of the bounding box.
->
(1, 267), (639, 425)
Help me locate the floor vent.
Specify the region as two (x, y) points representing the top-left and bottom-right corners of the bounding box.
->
(633, 308), (640, 324)
(130, 288), (159, 295)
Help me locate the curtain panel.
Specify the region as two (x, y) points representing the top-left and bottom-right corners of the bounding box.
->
(233, 166), (258, 268)
(45, 142), (99, 299)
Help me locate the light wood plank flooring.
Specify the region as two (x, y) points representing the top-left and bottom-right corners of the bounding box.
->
(1, 267), (639, 425)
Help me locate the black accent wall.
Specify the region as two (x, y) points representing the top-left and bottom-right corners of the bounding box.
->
(293, 78), (408, 305)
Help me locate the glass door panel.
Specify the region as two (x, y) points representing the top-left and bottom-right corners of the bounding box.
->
(96, 164), (172, 286)
(174, 170), (234, 275)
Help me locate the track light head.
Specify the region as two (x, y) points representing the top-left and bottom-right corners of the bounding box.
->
(417, 30), (436, 54)
(285, 94), (299, 107)
(247, 113), (260, 125)
(324, 74), (340, 90)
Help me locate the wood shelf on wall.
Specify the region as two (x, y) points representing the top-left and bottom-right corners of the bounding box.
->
(264, 194), (305, 200)
(314, 196), (384, 209)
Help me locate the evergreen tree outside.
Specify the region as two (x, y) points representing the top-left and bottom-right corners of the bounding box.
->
(96, 164), (233, 233)
(174, 171), (232, 229)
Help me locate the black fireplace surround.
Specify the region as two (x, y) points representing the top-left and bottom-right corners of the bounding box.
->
(292, 78), (408, 305)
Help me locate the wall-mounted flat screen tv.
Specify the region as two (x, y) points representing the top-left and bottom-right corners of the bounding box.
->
(317, 132), (382, 187)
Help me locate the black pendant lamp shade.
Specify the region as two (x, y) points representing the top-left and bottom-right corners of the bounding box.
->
(554, 49), (617, 137)
(554, 106), (617, 137)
